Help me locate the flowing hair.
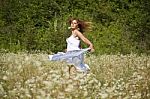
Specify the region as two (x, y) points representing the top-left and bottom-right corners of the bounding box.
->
(68, 18), (92, 33)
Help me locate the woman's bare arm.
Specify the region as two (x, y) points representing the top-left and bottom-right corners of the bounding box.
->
(74, 30), (94, 52)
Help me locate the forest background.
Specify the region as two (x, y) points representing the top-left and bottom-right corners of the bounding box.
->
(0, 0), (150, 55)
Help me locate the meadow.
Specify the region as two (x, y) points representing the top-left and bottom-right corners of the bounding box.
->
(0, 52), (150, 99)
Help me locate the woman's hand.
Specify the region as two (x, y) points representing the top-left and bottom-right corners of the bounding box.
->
(90, 48), (95, 52)
(89, 45), (95, 52)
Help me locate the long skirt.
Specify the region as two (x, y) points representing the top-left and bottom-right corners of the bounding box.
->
(48, 48), (90, 72)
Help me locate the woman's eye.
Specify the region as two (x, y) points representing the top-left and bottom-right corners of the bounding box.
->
(72, 22), (77, 24)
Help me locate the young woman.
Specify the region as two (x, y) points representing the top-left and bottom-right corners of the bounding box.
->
(48, 18), (94, 73)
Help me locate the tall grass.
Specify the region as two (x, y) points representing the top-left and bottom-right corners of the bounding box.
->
(0, 52), (150, 99)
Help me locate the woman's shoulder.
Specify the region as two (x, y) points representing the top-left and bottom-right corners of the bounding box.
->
(74, 29), (83, 35)
(74, 29), (80, 32)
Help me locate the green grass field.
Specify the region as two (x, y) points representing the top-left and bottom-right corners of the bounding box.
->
(0, 52), (150, 99)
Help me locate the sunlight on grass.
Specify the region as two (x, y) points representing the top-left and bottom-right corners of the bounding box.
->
(0, 52), (150, 98)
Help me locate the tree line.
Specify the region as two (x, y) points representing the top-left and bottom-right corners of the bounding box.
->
(0, 0), (150, 54)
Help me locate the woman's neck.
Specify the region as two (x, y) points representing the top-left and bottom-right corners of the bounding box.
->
(71, 29), (77, 35)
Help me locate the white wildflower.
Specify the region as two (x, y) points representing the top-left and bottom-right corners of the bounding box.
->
(147, 93), (150, 97)
(2, 75), (8, 80)
(103, 83), (108, 87)
(65, 84), (74, 92)
(26, 94), (32, 98)
(137, 74), (143, 80)
(43, 81), (52, 88)
(0, 84), (5, 95)
(106, 86), (115, 93)
(100, 93), (108, 99)
(38, 89), (46, 97)
(34, 61), (42, 67)
(84, 91), (88, 97)
(57, 92), (65, 99)
(134, 93), (141, 98)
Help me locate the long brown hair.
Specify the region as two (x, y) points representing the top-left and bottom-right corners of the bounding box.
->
(68, 18), (91, 33)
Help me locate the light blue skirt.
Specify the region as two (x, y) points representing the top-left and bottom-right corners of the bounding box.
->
(48, 48), (90, 72)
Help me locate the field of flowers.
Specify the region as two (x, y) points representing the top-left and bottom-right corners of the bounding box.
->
(0, 52), (150, 99)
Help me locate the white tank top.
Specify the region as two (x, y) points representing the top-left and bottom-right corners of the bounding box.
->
(66, 35), (80, 51)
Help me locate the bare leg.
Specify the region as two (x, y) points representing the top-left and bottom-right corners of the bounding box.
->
(68, 65), (77, 78)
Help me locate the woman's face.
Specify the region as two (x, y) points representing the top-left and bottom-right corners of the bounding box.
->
(71, 20), (78, 29)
